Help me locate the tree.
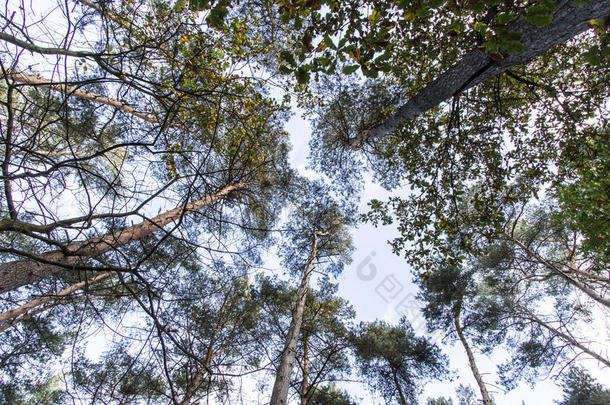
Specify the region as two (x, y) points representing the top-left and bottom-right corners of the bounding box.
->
(463, 204), (610, 387)
(456, 384), (479, 405)
(2, 0), (608, 402)
(418, 265), (494, 405)
(345, 0), (610, 146)
(417, 192), (610, 396)
(255, 277), (354, 405)
(427, 396), (454, 405)
(308, 384), (357, 405)
(557, 367), (610, 405)
(553, 127), (610, 266)
(0, 182), (245, 293)
(0, 0), (292, 295)
(269, 179), (354, 405)
(58, 259), (272, 404)
(305, 1), (610, 281)
(1, 5), (295, 402)
(350, 318), (449, 405)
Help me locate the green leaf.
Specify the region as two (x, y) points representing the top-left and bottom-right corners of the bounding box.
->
(207, 6), (229, 29)
(416, 8), (431, 18)
(174, 0), (186, 12)
(342, 65), (360, 74)
(447, 20), (464, 33)
(501, 40), (525, 54)
(495, 12), (518, 25)
(495, 28), (523, 42)
(427, 0), (444, 8)
(278, 65), (292, 74)
(525, 14), (553, 26)
(362, 67), (378, 78)
(188, 0), (210, 11)
(323, 34), (337, 50)
(369, 9), (380, 28)
(295, 67), (310, 84)
(280, 51), (297, 67)
(474, 22), (488, 33)
(583, 47), (602, 65)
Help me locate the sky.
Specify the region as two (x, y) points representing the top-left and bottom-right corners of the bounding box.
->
(284, 107), (610, 405)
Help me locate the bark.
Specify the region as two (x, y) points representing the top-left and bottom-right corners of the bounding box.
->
(390, 367), (409, 405)
(0, 182), (246, 294)
(503, 231), (610, 309)
(351, 0), (610, 149)
(0, 32), (93, 58)
(269, 231), (329, 405)
(0, 271), (113, 325)
(454, 308), (493, 405)
(4, 70), (170, 127)
(179, 337), (217, 405)
(300, 334), (309, 405)
(516, 304), (610, 368)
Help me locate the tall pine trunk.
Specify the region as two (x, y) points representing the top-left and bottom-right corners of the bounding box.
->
(454, 307), (493, 405)
(0, 182), (245, 294)
(391, 367), (408, 405)
(299, 334), (309, 405)
(350, 0), (610, 148)
(269, 231), (328, 405)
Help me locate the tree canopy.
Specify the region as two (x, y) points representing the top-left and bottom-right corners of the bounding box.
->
(1, 0), (608, 403)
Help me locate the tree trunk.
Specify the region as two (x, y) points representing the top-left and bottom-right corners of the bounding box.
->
(516, 304), (610, 368)
(454, 309), (493, 405)
(300, 334), (309, 405)
(0, 182), (246, 294)
(179, 340), (216, 405)
(4, 70), (171, 127)
(269, 231), (329, 405)
(0, 271), (113, 325)
(503, 231), (610, 309)
(391, 367), (408, 405)
(351, 0), (610, 148)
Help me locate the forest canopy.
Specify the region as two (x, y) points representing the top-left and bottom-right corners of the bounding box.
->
(0, 0), (609, 404)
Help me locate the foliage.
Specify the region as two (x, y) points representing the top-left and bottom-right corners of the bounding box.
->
(557, 367), (610, 405)
(279, 178), (356, 277)
(265, 0), (580, 81)
(254, 276), (355, 401)
(308, 384), (357, 405)
(554, 127), (610, 265)
(350, 317), (449, 404)
(427, 396), (455, 405)
(0, 0), (608, 403)
(456, 384), (478, 405)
